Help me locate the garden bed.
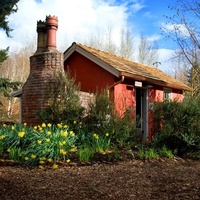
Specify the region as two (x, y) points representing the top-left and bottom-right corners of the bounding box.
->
(0, 158), (200, 200)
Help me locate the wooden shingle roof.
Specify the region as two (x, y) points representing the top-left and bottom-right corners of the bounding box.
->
(64, 42), (191, 91)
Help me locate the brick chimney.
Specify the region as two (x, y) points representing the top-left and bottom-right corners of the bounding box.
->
(21, 15), (63, 125)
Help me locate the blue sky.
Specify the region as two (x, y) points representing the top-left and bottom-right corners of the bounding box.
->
(0, 0), (179, 73)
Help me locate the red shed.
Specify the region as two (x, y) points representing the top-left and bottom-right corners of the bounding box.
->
(64, 42), (190, 141)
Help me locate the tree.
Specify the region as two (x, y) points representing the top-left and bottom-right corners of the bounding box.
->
(85, 26), (135, 59)
(0, 0), (20, 119)
(187, 62), (200, 98)
(0, 0), (19, 37)
(137, 34), (159, 66)
(119, 27), (134, 59)
(163, 0), (200, 98)
(164, 0), (200, 73)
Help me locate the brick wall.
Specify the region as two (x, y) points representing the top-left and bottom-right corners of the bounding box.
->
(21, 15), (63, 125)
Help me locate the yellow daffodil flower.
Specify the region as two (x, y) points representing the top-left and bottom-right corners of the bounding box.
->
(63, 125), (68, 129)
(41, 123), (46, 128)
(47, 131), (51, 135)
(25, 157), (29, 160)
(52, 164), (58, 169)
(37, 140), (42, 145)
(61, 131), (68, 137)
(47, 123), (52, 127)
(60, 149), (67, 155)
(70, 131), (75, 137)
(57, 123), (62, 128)
(93, 133), (99, 139)
(18, 131), (25, 138)
(47, 158), (53, 163)
(46, 138), (50, 143)
(38, 165), (45, 170)
(31, 154), (36, 159)
(0, 135), (5, 140)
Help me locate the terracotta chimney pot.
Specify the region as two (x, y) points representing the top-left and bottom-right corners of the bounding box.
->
(46, 15), (58, 51)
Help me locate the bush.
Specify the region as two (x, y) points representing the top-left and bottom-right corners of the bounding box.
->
(153, 98), (200, 157)
(36, 71), (85, 130)
(84, 90), (140, 148)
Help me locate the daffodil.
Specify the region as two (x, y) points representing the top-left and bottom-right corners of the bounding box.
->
(41, 123), (46, 128)
(47, 131), (51, 135)
(61, 131), (68, 137)
(37, 140), (42, 144)
(39, 160), (45, 164)
(0, 135), (5, 139)
(59, 142), (63, 146)
(62, 141), (66, 145)
(73, 121), (77, 124)
(93, 133), (99, 139)
(25, 156), (29, 160)
(34, 126), (37, 130)
(47, 123), (52, 127)
(18, 131), (25, 138)
(38, 165), (45, 170)
(57, 123), (62, 128)
(3, 124), (6, 127)
(60, 149), (67, 155)
(70, 131), (75, 137)
(11, 126), (15, 130)
(105, 133), (109, 137)
(47, 158), (53, 163)
(66, 159), (71, 163)
(46, 138), (50, 143)
(23, 123), (27, 126)
(63, 125), (68, 129)
(52, 164), (58, 169)
(69, 146), (77, 152)
(31, 154), (36, 159)
(41, 157), (46, 161)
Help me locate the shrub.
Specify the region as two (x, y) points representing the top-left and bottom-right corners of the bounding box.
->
(84, 90), (139, 148)
(153, 98), (200, 157)
(36, 71), (85, 129)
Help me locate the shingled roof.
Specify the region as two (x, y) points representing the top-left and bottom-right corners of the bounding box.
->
(64, 42), (191, 91)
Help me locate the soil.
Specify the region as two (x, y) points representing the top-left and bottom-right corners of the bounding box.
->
(0, 157), (200, 200)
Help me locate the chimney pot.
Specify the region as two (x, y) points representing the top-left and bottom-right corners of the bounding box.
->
(46, 15), (58, 51)
(36, 20), (46, 54)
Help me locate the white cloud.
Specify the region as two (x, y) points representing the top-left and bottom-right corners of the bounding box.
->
(161, 22), (190, 37)
(1, 0), (130, 53)
(131, 2), (146, 12)
(157, 48), (176, 74)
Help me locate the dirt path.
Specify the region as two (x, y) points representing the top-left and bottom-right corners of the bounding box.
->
(0, 159), (200, 200)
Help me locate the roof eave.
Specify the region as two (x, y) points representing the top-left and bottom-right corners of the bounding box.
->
(120, 72), (191, 91)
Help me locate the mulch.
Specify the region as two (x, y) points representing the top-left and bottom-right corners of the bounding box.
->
(0, 158), (200, 200)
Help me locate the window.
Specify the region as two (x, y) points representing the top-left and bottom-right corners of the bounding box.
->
(164, 88), (172, 100)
